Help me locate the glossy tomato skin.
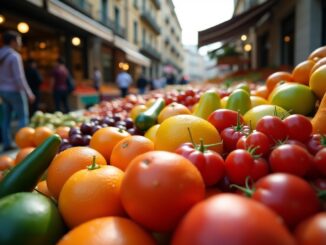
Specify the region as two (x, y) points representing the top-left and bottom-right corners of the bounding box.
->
(269, 144), (312, 177)
(207, 109), (244, 133)
(256, 116), (289, 144)
(171, 194), (296, 245)
(245, 131), (271, 156)
(295, 212), (326, 245)
(283, 114), (313, 142)
(306, 134), (326, 155)
(252, 173), (320, 229)
(175, 143), (225, 187)
(225, 149), (269, 185)
(314, 148), (326, 176)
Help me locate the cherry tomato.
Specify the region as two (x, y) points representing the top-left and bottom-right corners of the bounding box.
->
(252, 173), (320, 229)
(256, 116), (288, 144)
(295, 212), (326, 245)
(225, 149), (269, 185)
(185, 89), (195, 97)
(207, 109), (244, 133)
(236, 135), (247, 149)
(171, 194), (296, 245)
(314, 148), (326, 176)
(283, 114), (312, 142)
(221, 125), (250, 153)
(306, 134), (326, 155)
(175, 142), (225, 187)
(269, 144), (312, 177)
(245, 131), (271, 156)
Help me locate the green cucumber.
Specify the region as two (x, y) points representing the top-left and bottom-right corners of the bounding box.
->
(135, 98), (165, 131)
(0, 134), (61, 198)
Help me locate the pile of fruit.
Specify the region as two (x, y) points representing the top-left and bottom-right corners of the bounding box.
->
(0, 46), (326, 245)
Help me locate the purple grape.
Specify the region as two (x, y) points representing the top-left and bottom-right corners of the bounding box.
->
(112, 115), (121, 122)
(80, 122), (94, 135)
(91, 125), (102, 135)
(124, 118), (134, 129)
(59, 142), (72, 152)
(70, 134), (84, 146)
(102, 117), (115, 126)
(69, 127), (81, 137)
(82, 135), (92, 145)
(127, 127), (136, 135)
(90, 117), (100, 124)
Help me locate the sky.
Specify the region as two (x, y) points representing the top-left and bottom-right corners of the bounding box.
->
(172, 0), (234, 54)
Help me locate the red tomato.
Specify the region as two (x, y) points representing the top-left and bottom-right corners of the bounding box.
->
(269, 144), (312, 177)
(306, 134), (326, 155)
(256, 116), (289, 144)
(295, 212), (326, 245)
(171, 194), (296, 245)
(314, 148), (326, 176)
(283, 114), (312, 142)
(252, 173), (320, 229)
(236, 135), (247, 149)
(175, 142), (225, 187)
(207, 109), (244, 133)
(245, 131), (271, 156)
(221, 125), (250, 153)
(225, 149), (269, 185)
(185, 89), (196, 97)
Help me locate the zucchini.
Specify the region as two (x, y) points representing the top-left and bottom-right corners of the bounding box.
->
(135, 98), (165, 131)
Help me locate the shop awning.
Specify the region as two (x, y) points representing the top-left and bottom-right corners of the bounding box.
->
(114, 36), (151, 67)
(198, 0), (278, 47)
(48, 0), (114, 43)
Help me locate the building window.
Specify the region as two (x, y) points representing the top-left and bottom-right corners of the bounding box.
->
(133, 0), (138, 9)
(258, 32), (269, 67)
(142, 0), (146, 10)
(281, 12), (295, 66)
(101, 0), (108, 22)
(114, 6), (120, 29)
(322, 0), (326, 45)
(142, 28), (146, 46)
(133, 21), (138, 44)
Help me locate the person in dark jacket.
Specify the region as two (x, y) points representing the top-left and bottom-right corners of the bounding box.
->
(136, 74), (148, 94)
(25, 59), (42, 114)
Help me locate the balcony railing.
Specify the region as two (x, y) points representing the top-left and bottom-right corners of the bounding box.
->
(114, 24), (126, 39)
(140, 9), (161, 35)
(140, 43), (161, 61)
(60, 0), (93, 16)
(97, 15), (126, 38)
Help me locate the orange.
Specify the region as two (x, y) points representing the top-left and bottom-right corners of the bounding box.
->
(251, 85), (269, 99)
(309, 64), (326, 99)
(130, 104), (147, 121)
(120, 151), (205, 232)
(310, 56), (326, 76)
(57, 217), (156, 245)
(0, 155), (14, 171)
(89, 127), (130, 162)
(59, 164), (125, 228)
(144, 124), (160, 142)
(46, 146), (107, 200)
(33, 126), (54, 146)
(36, 180), (52, 198)
(55, 126), (70, 140)
(14, 147), (35, 165)
(266, 71), (293, 94)
(292, 60), (315, 85)
(308, 46), (326, 61)
(157, 102), (191, 123)
(111, 135), (154, 171)
(15, 127), (35, 148)
(155, 115), (223, 153)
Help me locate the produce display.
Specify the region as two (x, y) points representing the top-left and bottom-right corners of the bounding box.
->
(0, 46), (326, 244)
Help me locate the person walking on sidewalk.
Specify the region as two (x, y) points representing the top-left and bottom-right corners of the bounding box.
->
(116, 69), (132, 98)
(25, 59), (42, 114)
(0, 30), (35, 152)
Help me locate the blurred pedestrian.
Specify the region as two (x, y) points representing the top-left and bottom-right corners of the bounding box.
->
(116, 69), (132, 98)
(136, 73), (148, 94)
(179, 75), (189, 85)
(51, 57), (70, 113)
(93, 66), (102, 92)
(0, 30), (35, 152)
(25, 59), (42, 114)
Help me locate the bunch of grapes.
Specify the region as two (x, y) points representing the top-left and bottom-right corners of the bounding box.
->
(58, 116), (142, 152)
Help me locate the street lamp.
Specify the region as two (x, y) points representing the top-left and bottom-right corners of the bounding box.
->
(244, 43), (252, 52)
(0, 15), (5, 24)
(241, 34), (247, 41)
(71, 37), (81, 46)
(17, 22), (29, 33)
